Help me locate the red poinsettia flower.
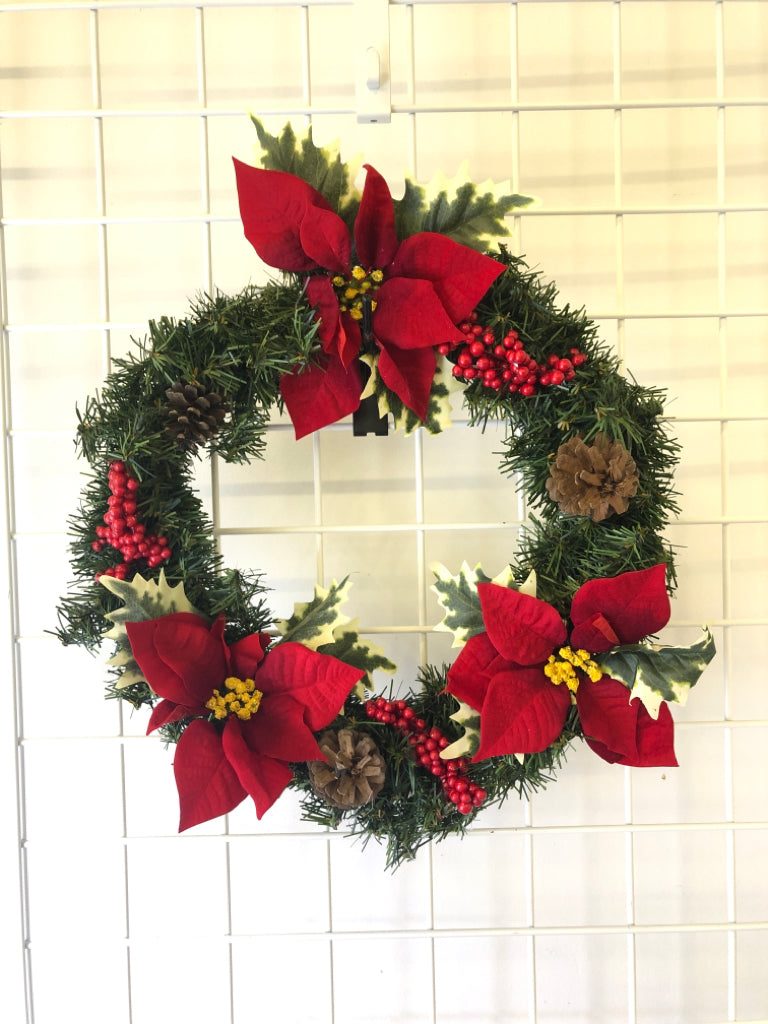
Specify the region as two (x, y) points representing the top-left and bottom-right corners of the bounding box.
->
(233, 159), (504, 437)
(125, 613), (364, 830)
(446, 564), (678, 767)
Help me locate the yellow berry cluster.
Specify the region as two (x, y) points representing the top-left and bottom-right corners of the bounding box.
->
(543, 646), (603, 692)
(332, 265), (384, 320)
(205, 676), (263, 721)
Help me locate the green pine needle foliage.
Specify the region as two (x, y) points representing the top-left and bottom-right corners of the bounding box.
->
(55, 282), (317, 658)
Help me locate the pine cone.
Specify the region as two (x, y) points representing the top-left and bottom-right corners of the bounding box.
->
(308, 729), (386, 809)
(546, 433), (639, 522)
(163, 380), (227, 448)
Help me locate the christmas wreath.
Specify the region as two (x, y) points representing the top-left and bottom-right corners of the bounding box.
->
(56, 120), (715, 868)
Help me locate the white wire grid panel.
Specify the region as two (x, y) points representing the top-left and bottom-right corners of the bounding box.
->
(1, 1), (767, 1022)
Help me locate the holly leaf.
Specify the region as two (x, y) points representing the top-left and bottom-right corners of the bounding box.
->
(359, 351), (455, 435)
(393, 164), (534, 250)
(318, 617), (397, 698)
(598, 627), (716, 719)
(274, 577), (353, 651)
(250, 116), (359, 221)
(99, 570), (203, 689)
(432, 563), (531, 647)
(440, 698), (481, 760)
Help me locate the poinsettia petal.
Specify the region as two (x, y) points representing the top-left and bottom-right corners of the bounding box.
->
(299, 205), (351, 275)
(233, 160), (342, 273)
(280, 353), (362, 439)
(126, 612), (225, 706)
(576, 676), (639, 763)
(376, 343), (436, 421)
(254, 642), (363, 730)
(336, 312), (362, 368)
(474, 668), (572, 760)
(240, 693), (323, 762)
(477, 583), (567, 666)
(446, 632), (511, 711)
(582, 686), (678, 767)
(354, 165), (399, 269)
(228, 632), (267, 680)
(389, 233), (504, 322)
(570, 564), (671, 648)
(147, 698), (206, 735)
(374, 278), (463, 350)
(221, 717), (294, 819)
(173, 719), (247, 831)
(631, 700), (677, 767)
(568, 612), (621, 654)
(305, 276), (344, 348)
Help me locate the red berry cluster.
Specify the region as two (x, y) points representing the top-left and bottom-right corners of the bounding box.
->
(364, 697), (487, 815)
(439, 312), (587, 396)
(92, 460), (172, 581)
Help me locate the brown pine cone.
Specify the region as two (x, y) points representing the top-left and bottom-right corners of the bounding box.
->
(308, 729), (386, 809)
(163, 380), (227, 448)
(545, 433), (639, 522)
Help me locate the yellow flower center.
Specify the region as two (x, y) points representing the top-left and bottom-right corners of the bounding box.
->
(205, 676), (263, 722)
(332, 265), (383, 320)
(543, 646), (603, 693)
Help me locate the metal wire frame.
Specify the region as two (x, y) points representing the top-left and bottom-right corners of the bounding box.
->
(1, 1), (767, 1022)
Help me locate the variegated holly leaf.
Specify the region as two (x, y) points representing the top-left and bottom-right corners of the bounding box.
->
(318, 617), (397, 698)
(440, 698), (481, 760)
(394, 163), (534, 249)
(598, 627), (716, 719)
(250, 116), (360, 220)
(99, 570), (203, 689)
(274, 577), (353, 651)
(359, 352), (455, 435)
(431, 563), (534, 647)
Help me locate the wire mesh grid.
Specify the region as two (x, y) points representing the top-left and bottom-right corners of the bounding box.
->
(1, 1), (767, 1022)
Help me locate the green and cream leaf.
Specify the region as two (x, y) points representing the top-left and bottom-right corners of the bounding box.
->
(275, 577), (353, 651)
(393, 164), (534, 248)
(598, 627), (716, 719)
(250, 116), (360, 219)
(440, 698), (481, 760)
(431, 561), (521, 647)
(318, 618), (397, 698)
(99, 570), (203, 689)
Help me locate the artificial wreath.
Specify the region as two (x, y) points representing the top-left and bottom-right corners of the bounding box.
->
(56, 119), (715, 868)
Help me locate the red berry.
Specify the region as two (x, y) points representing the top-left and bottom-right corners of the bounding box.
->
(452, 365), (464, 378)
(550, 369), (565, 386)
(437, 343), (451, 356)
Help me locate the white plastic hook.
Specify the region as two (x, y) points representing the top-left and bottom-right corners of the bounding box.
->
(354, 0), (391, 124)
